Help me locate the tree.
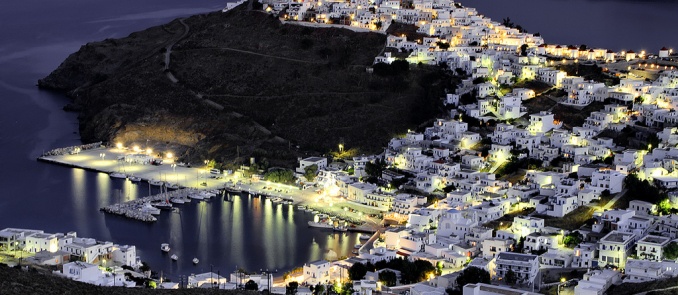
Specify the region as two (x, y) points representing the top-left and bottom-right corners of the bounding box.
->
(264, 169), (297, 185)
(455, 267), (490, 289)
(437, 41), (450, 50)
(334, 282), (354, 295)
(443, 184), (456, 193)
(365, 159), (385, 178)
(304, 164), (319, 182)
(563, 231), (583, 248)
(379, 270), (398, 287)
(349, 262), (368, 280)
(501, 17), (514, 28)
(286, 282), (299, 295)
(245, 280), (259, 291)
(520, 44), (529, 57)
(665, 242), (678, 260)
(505, 269), (517, 285)
(139, 262), (151, 272)
(313, 283), (325, 295)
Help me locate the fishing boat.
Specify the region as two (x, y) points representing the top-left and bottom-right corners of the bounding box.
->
(161, 243), (170, 253)
(171, 254), (178, 261)
(129, 175), (141, 182)
(192, 258), (199, 264)
(110, 172), (127, 179)
(359, 234), (371, 240)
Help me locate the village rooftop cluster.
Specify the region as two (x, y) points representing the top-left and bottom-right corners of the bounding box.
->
(255, 0), (678, 294)
(4, 0), (678, 294)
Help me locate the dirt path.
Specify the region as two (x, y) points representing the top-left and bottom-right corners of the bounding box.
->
(179, 47), (325, 64)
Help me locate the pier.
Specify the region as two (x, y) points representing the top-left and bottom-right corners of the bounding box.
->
(100, 188), (199, 222)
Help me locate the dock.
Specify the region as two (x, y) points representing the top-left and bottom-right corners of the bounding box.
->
(100, 188), (198, 222)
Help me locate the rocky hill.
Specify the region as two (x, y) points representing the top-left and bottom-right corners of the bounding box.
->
(39, 5), (449, 166)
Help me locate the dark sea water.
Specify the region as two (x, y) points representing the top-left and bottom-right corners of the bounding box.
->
(464, 0), (678, 52)
(0, 0), (359, 280)
(0, 0), (676, 281)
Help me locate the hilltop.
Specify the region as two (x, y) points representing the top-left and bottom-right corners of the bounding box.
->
(39, 5), (449, 167)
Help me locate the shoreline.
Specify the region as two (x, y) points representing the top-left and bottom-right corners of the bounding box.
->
(37, 146), (383, 233)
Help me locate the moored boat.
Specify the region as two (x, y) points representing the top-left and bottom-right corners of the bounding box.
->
(359, 234), (371, 240)
(192, 258), (199, 264)
(171, 254), (178, 261)
(161, 243), (170, 252)
(141, 203), (161, 215)
(110, 172), (127, 179)
(170, 197), (186, 204)
(308, 221), (334, 229)
(152, 201), (173, 210)
(149, 179), (164, 186)
(129, 175), (141, 182)
(166, 183), (181, 190)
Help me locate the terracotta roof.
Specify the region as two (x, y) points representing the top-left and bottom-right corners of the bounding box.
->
(661, 47), (669, 51)
(627, 50), (635, 54)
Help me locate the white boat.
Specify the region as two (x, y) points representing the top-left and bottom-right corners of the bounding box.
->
(129, 175), (141, 182)
(171, 254), (178, 261)
(334, 226), (348, 232)
(354, 244), (362, 249)
(192, 258), (199, 264)
(308, 221), (334, 229)
(152, 201), (173, 210)
(161, 243), (170, 252)
(166, 183), (181, 190)
(141, 203), (161, 215)
(149, 179), (164, 187)
(359, 234), (371, 240)
(188, 193), (205, 200)
(110, 172), (127, 179)
(297, 205), (306, 210)
(170, 197), (186, 204)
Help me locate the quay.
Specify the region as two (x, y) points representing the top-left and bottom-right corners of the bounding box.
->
(38, 144), (381, 232)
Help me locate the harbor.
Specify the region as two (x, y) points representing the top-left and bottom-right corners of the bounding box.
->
(38, 144), (381, 233)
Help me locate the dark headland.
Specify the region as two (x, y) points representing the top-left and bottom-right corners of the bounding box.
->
(38, 4), (450, 167)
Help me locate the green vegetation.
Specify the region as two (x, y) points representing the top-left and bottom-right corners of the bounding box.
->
(455, 267), (490, 290)
(245, 280), (258, 290)
(348, 262), (368, 280)
(505, 269), (517, 285)
(370, 258), (435, 284)
(607, 277), (678, 295)
(541, 206), (595, 231)
(264, 169), (296, 185)
(563, 231), (583, 248)
(333, 282), (354, 295)
(664, 242), (678, 260)
(303, 164), (318, 182)
(378, 270), (398, 287)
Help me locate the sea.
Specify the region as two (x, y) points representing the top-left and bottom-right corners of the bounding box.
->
(0, 0), (676, 281)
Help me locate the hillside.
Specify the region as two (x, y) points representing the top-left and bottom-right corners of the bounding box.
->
(39, 5), (449, 167)
(0, 264), (257, 294)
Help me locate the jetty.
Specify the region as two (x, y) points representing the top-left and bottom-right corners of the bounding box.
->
(100, 188), (204, 222)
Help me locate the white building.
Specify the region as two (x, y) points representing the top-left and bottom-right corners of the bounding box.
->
(494, 252), (539, 285)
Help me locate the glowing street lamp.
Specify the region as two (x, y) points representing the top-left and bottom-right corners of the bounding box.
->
(339, 144), (344, 153)
(166, 152), (173, 159)
(133, 146), (140, 153)
(116, 143), (123, 149)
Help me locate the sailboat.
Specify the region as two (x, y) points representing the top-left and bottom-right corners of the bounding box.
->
(110, 160), (128, 179)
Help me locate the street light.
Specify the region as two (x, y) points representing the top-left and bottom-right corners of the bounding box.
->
(338, 144), (344, 153)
